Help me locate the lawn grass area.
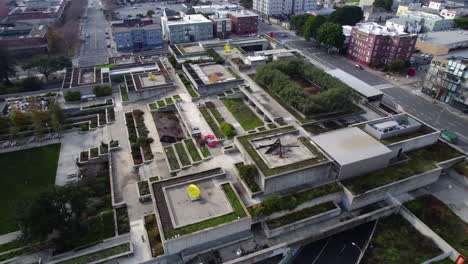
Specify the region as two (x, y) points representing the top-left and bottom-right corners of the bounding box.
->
(404, 195), (467, 257)
(205, 102), (225, 124)
(227, 67), (241, 79)
(184, 139), (202, 162)
(361, 214), (445, 264)
(200, 146), (211, 158)
(149, 103), (158, 111)
(144, 214), (164, 257)
(168, 184), (246, 238)
(164, 146), (180, 171)
(199, 106), (224, 138)
(120, 86), (129, 102)
(0, 144), (61, 234)
(221, 99), (264, 130)
(248, 182), (341, 218)
(237, 128), (327, 176)
(342, 141), (464, 195)
(56, 243), (131, 264)
(266, 201), (336, 229)
(179, 73), (199, 98)
(174, 143), (191, 166)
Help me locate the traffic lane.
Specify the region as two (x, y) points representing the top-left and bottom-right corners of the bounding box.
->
(383, 87), (468, 140)
(292, 221), (375, 264)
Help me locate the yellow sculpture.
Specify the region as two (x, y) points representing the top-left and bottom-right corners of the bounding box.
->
(187, 184), (201, 198)
(224, 44), (231, 52)
(149, 74), (156, 81)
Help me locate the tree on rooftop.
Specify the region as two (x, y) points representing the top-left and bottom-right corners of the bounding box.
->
(22, 55), (72, 82)
(0, 48), (16, 84)
(373, 0), (393, 11)
(328, 6), (363, 26)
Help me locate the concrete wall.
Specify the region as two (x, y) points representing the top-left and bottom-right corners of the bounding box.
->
(339, 152), (393, 180)
(128, 85), (176, 102)
(196, 80), (244, 96)
(0, 137), (60, 154)
(163, 217), (252, 255)
(449, 169), (468, 188)
(262, 204), (341, 238)
(340, 167), (442, 210)
(364, 123), (421, 140)
(387, 132), (440, 159)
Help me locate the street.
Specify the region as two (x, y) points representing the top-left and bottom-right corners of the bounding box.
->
(78, 0), (111, 66)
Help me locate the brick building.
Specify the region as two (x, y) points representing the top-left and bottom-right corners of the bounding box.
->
(209, 11), (232, 38)
(347, 22), (418, 66)
(227, 10), (258, 36)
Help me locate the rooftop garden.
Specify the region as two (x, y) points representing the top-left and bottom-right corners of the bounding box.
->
(56, 243), (131, 264)
(266, 201), (336, 229)
(120, 85), (129, 102)
(138, 181), (150, 196)
(341, 141), (464, 195)
(167, 184), (247, 238)
(453, 160), (468, 178)
(174, 142), (191, 167)
(361, 214), (447, 264)
(125, 112), (143, 165)
(179, 73), (199, 98)
(222, 99), (264, 131)
(248, 182), (341, 218)
(235, 163), (261, 193)
(164, 146), (180, 171)
(184, 139), (202, 162)
(227, 67), (242, 79)
(199, 106), (224, 139)
(404, 195), (467, 257)
(237, 127), (327, 176)
(144, 214), (164, 258)
(116, 207), (130, 235)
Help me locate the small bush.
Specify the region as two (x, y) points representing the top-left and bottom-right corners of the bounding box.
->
(220, 122), (236, 137)
(206, 48), (225, 64)
(93, 86), (113, 97)
(65, 91), (81, 101)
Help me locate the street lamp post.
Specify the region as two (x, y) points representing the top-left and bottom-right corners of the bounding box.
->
(351, 242), (363, 255)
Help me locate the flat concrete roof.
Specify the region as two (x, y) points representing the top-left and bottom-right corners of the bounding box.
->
(327, 69), (383, 99)
(163, 177), (232, 228)
(418, 30), (468, 47)
(311, 127), (392, 166)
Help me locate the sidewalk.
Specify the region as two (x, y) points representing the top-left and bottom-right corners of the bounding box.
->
(0, 231), (21, 245)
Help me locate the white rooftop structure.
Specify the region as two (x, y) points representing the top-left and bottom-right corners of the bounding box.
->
(166, 14), (212, 25)
(354, 22), (413, 36)
(373, 120), (399, 131)
(311, 127), (392, 166)
(228, 9), (258, 17)
(327, 69), (383, 99)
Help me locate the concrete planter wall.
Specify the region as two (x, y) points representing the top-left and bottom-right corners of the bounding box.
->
(340, 168), (442, 210)
(449, 169), (468, 188)
(127, 85), (176, 102)
(387, 132), (440, 159)
(262, 202), (341, 238)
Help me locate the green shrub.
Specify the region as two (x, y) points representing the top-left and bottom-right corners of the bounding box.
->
(220, 122), (236, 137)
(206, 48), (225, 64)
(93, 86), (113, 97)
(64, 91), (81, 101)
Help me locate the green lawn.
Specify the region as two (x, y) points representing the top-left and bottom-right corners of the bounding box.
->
(266, 201), (336, 229)
(221, 99), (264, 130)
(0, 144), (61, 234)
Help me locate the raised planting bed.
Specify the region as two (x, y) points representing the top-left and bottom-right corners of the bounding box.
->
(100, 142), (109, 155)
(80, 151), (89, 162)
(106, 107), (115, 122)
(149, 103), (158, 111)
(199, 106), (224, 138)
(248, 182), (341, 218)
(90, 147), (99, 159)
(235, 163), (261, 193)
(227, 67), (241, 80)
(110, 140), (119, 149)
(144, 214), (164, 257)
(165, 97), (175, 105)
(125, 112), (143, 165)
(342, 141), (464, 195)
(82, 99), (114, 110)
(0, 246), (34, 262)
(164, 146), (180, 171)
(157, 100), (166, 108)
(362, 214), (448, 264)
(173, 95), (181, 100)
(133, 110), (153, 161)
(184, 139), (202, 162)
(200, 146), (211, 158)
(205, 101), (225, 124)
(56, 243), (131, 264)
(267, 123), (278, 129)
(178, 73), (199, 98)
(266, 201), (336, 229)
(120, 85), (129, 102)
(174, 142), (191, 167)
(404, 195), (467, 257)
(222, 99), (264, 130)
(453, 160), (468, 177)
(138, 180), (150, 196)
(115, 207), (130, 235)
(149, 176), (160, 182)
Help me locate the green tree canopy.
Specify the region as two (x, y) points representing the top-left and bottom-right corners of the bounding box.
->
(290, 14), (312, 36)
(328, 6), (364, 25)
(454, 17), (468, 29)
(146, 9), (155, 17)
(239, 0), (252, 8)
(0, 48), (16, 84)
(373, 0), (393, 11)
(303, 15), (327, 41)
(388, 59), (406, 72)
(220, 122), (237, 137)
(317, 23), (346, 49)
(22, 55), (72, 82)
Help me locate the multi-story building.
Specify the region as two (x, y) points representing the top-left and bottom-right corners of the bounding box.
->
(0, 22), (48, 57)
(422, 51), (468, 112)
(7, 0), (66, 24)
(386, 17), (423, 33)
(253, 0), (316, 16)
(440, 8), (468, 19)
(112, 18), (163, 52)
(228, 10), (258, 35)
(428, 0), (445, 10)
(363, 7), (395, 23)
(209, 12), (232, 38)
(416, 30), (468, 55)
(399, 11), (454, 32)
(161, 12), (213, 44)
(347, 22), (418, 66)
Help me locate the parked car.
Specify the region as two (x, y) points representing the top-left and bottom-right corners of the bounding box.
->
(355, 64), (363, 70)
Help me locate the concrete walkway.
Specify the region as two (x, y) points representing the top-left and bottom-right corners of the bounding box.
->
(0, 231), (21, 245)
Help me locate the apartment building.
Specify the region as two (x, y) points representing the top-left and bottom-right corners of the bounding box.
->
(399, 11), (454, 32)
(7, 0), (66, 24)
(209, 12), (232, 38)
(112, 18), (163, 52)
(228, 10), (258, 35)
(161, 13), (213, 44)
(422, 51), (468, 112)
(253, 0), (316, 16)
(386, 17), (423, 33)
(0, 22), (48, 57)
(347, 22), (418, 66)
(440, 8), (468, 19)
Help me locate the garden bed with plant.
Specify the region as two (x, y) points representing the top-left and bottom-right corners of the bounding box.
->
(120, 85), (129, 102)
(179, 73), (199, 98)
(205, 102), (225, 124)
(222, 99), (264, 130)
(106, 107), (115, 122)
(342, 141), (464, 195)
(266, 201), (336, 229)
(174, 142), (191, 167)
(125, 112), (143, 165)
(184, 139), (202, 162)
(138, 181), (151, 196)
(199, 106), (224, 138)
(116, 207), (130, 235)
(144, 214), (164, 257)
(110, 140), (119, 149)
(164, 146), (180, 171)
(90, 147), (99, 159)
(132, 110), (154, 161)
(200, 146), (211, 158)
(100, 142), (109, 155)
(80, 151), (89, 162)
(56, 243), (131, 264)
(235, 163), (261, 193)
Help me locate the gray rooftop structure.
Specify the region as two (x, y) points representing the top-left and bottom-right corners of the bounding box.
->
(418, 30), (468, 47)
